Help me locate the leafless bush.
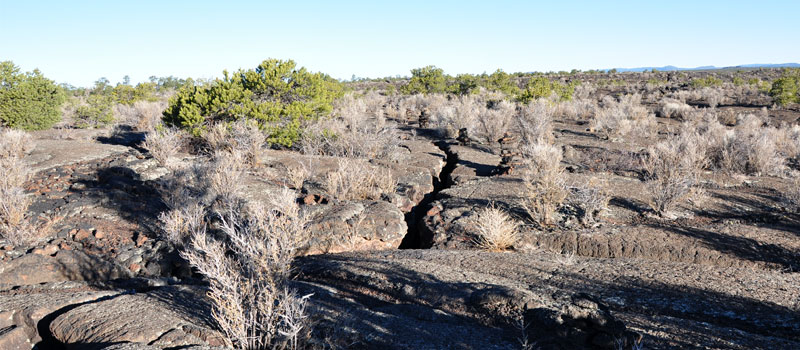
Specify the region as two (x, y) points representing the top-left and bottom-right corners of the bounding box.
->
(208, 149), (247, 203)
(704, 114), (785, 176)
(181, 187), (311, 350)
(230, 120), (267, 165)
(468, 204), (519, 251)
(516, 100), (554, 145)
(0, 129), (33, 158)
(477, 99), (516, 143)
(592, 94), (656, 140)
(519, 142), (567, 226)
(430, 95), (480, 138)
(300, 93), (401, 160)
(283, 161), (309, 190)
(159, 202), (206, 247)
(134, 100), (168, 133)
(203, 122), (231, 153)
(699, 87), (724, 108)
(0, 130), (46, 247)
(658, 98), (694, 120)
(573, 83), (597, 100)
(787, 176), (800, 210)
(773, 124), (800, 160)
(642, 132), (706, 216)
(552, 98), (596, 120)
(324, 159), (396, 201)
(143, 127), (183, 169)
(569, 180), (610, 226)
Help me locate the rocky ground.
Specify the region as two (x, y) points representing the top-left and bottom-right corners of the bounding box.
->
(2, 80), (800, 350)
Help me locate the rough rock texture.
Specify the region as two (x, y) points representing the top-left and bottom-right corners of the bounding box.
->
(0, 282), (119, 349)
(421, 176), (524, 249)
(297, 249), (800, 349)
(25, 138), (131, 173)
(0, 250), (131, 287)
(49, 286), (223, 348)
(304, 200), (407, 255)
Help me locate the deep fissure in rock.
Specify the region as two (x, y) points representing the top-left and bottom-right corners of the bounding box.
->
(400, 141), (458, 249)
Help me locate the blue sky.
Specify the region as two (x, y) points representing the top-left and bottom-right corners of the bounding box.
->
(1, 0), (798, 87)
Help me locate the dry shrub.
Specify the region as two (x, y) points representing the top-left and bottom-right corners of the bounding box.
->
(0, 129), (46, 247)
(143, 127), (183, 169)
(468, 204), (519, 251)
(159, 202), (206, 247)
(516, 99), (554, 145)
(787, 176), (800, 210)
(642, 132), (706, 216)
(429, 95), (480, 138)
(134, 100), (168, 132)
(202, 120), (266, 165)
(325, 159), (396, 201)
(477, 99), (516, 143)
(301, 93), (401, 160)
(704, 114), (785, 176)
(658, 98), (694, 120)
(699, 87), (724, 108)
(230, 120), (267, 165)
(208, 149), (247, 203)
(592, 94), (656, 140)
(568, 179), (610, 226)
(0, 129), (33, 158)
(283, 161), (309, 190)
(519, 142), (567, 226)
(552, 98), (596, 120)
(773, 124), (800, 160)
(180, 187), (311, 350)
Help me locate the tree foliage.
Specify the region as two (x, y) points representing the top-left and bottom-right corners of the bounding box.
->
(163, 59), (343, 147)
(401, 65), (447, 94)
(770, 69), (800, 106)
(0, 61), (65, 130)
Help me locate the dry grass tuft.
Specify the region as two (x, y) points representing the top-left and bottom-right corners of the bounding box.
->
(469, 204), (520, 251)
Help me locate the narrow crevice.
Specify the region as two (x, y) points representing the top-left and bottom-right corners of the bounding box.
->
(400, 140), (458, 249)
(34, 292), (128, 350)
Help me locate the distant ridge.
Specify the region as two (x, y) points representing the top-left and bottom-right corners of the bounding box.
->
(610, 63), (800, 72)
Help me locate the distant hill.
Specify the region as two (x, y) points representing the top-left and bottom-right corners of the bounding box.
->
(610, 63), (800, 72)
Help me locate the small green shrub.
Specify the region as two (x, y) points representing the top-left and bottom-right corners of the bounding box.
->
(74, 94), (114, 128)
(0, 61), (66, 130)
(484, 69), (520, 96)
(112, 82), (158, 105)
(769, 70), (800, 106)
(401, 65), (447, 94)
(517, 78), (576, 103)
(163, 59), (343, 147)
(449, 74), (480, 95)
